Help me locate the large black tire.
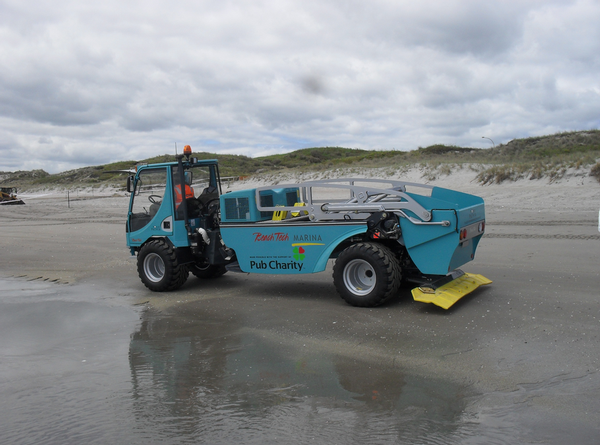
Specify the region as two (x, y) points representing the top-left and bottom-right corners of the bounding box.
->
(189, 262), (227, 279)
(137, 239), (189, 292)
(333, 243), (402, 307)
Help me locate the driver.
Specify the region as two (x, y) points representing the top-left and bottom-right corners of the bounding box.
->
(174, 174), (194, 210)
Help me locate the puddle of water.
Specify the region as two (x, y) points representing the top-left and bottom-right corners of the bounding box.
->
(0, 278), (140, 445)
(1, 277), (598, 445)
(128, 307), (471, 445)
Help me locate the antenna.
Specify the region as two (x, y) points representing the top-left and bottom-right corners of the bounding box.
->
(174, 142), (178, 155)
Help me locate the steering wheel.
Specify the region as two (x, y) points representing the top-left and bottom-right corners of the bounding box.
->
(204, 198), (220, 213)
(148, 195), (162, 204)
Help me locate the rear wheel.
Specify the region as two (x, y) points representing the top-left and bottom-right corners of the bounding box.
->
(137, 239), (188, 291)
(333, 242), (401, 307)
(189, 261), (227, 279)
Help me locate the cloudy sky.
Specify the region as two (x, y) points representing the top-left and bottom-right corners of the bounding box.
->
(1, 0), (599, 173)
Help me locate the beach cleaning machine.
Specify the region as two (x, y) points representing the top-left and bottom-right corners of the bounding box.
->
(125, 146), (491, 308)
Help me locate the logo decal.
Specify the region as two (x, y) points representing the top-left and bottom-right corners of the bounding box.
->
(293, 234), (323, 243)
(249, 259), (304, 271)
(293, 246), (305, 261)
(253, 232), (289, 242)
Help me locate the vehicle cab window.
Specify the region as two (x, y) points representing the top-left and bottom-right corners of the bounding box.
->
(129, 168), (168, 232)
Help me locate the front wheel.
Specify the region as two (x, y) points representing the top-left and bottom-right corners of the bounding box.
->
(137, 239), (189, 291)
(333, 243), (401, 307)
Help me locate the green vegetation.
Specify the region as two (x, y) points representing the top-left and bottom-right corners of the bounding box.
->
(2, 130), (599, 190)
(474, 130), (600, 184)
(590, 161), (600, 179)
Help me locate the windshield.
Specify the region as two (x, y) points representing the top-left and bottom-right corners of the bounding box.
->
(131, 168), (167, 217)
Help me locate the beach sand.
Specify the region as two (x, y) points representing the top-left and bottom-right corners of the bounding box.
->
(1, 167), (599, 443)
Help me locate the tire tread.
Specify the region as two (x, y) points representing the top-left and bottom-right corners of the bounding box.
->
(333, 242), (401, 307)
(137, 239), (188, 292)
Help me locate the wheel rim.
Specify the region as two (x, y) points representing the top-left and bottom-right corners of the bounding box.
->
(343, 259), (376, 296)
(144, 252), (165, 283)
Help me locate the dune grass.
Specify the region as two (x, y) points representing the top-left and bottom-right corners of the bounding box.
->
(2, 130), (599, 190)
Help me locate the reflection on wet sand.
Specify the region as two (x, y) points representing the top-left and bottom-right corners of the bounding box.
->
(3, 277), (596, 444)
(129, 305), (470, 444)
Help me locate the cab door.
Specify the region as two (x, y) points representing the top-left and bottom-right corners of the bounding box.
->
(127, 167), (173, 245)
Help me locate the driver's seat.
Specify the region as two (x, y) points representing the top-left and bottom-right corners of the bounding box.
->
(149, 201), (161, 218)
(199, 186), (219, 207)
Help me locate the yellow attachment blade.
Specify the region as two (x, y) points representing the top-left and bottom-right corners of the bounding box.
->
(411, 273), (492, 310)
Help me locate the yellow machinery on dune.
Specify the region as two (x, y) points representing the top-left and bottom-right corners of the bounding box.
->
(0, 187), (25, 205)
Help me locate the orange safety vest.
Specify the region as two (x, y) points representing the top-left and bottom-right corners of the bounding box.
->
(174, 184), (194, 208)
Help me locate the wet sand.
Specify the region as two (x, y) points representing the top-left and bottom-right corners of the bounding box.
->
(1, 175), (599, 444)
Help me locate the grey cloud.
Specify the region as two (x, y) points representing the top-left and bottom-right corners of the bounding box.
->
(324, 0), (543, 57)
(1, 0), (599, 174)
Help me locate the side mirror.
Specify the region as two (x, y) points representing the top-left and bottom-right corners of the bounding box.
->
(127, 175), (134, 193)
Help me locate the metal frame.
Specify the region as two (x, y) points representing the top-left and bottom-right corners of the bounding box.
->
(254, 178), (450, 225)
